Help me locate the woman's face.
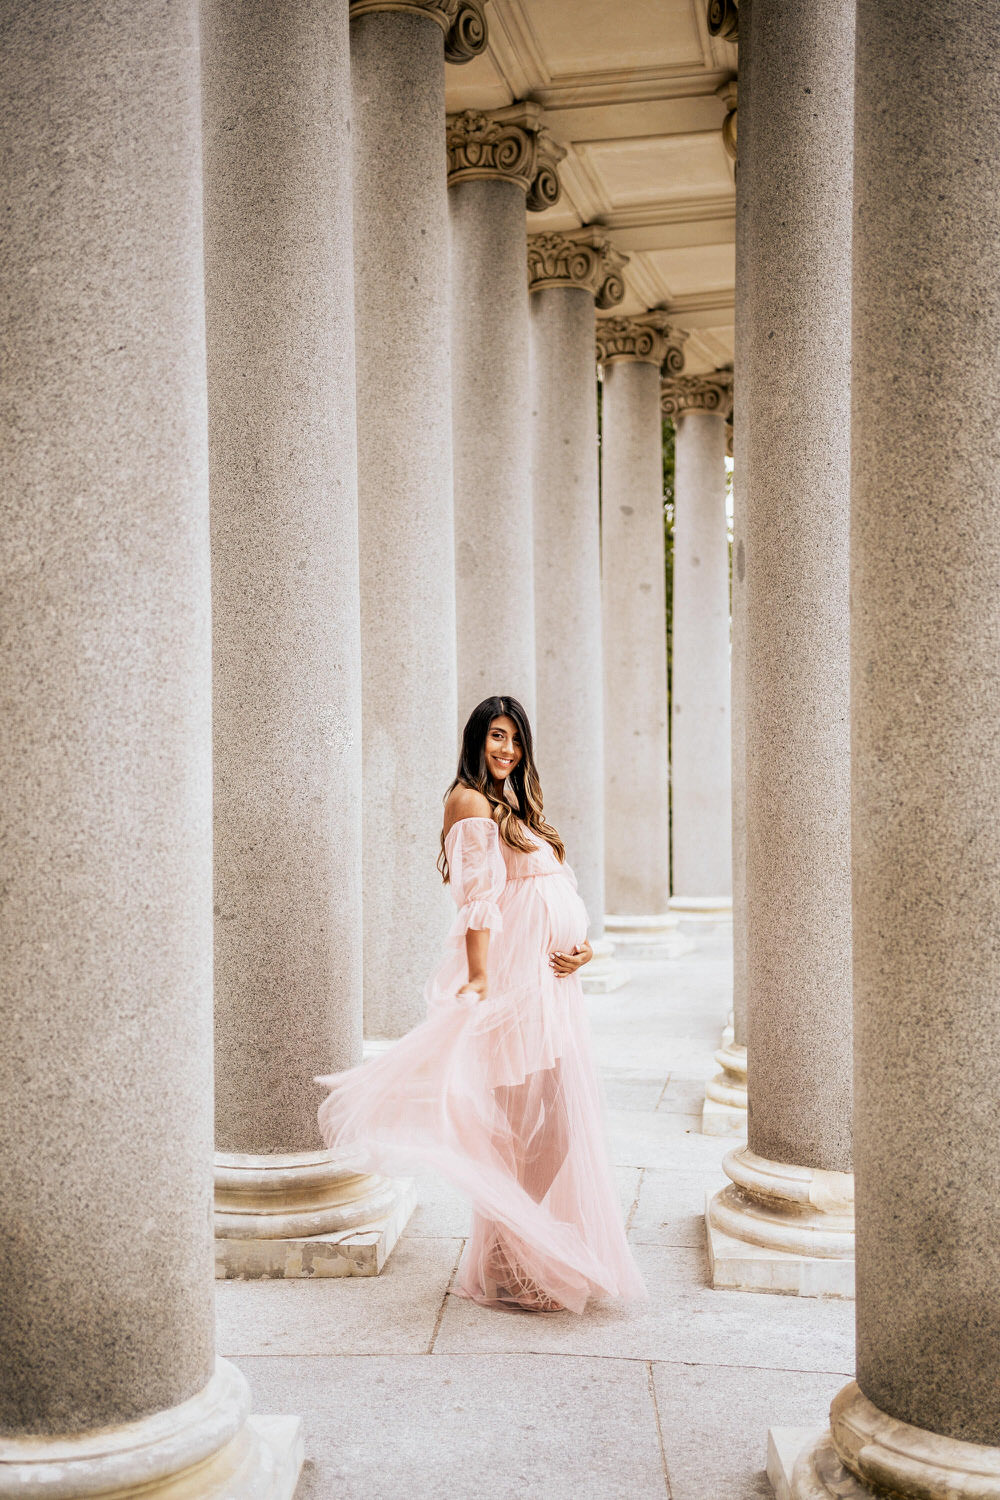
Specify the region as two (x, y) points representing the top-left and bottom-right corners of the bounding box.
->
(485, 715), (523, 784)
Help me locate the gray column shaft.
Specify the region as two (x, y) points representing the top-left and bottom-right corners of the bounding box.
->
(744, 0), (854, 1172)
(852, 0), (1000, 1445)
(0, 0), (214, 1431)
(671, 411), (732, 900)
(530, 287), (605, 934)
(602, 359), (670, 916)
(451, 177), (535, 719)
(204, 0), (363, 1152)
(729, 0), (753, 1048)
(352, 12), (457, 1036)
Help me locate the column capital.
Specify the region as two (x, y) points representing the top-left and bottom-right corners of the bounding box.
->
(447, 103), (565, 210)
(527, 227), (629, 310)
(707, 0), (739, 42)
(717, 77), (738, 161)
(595, 312), (688, 373)
(661, 368), (734, 421)
(349, 0), (488, 64)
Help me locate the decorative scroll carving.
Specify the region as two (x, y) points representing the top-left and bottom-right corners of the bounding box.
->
(718, 78), (737, 161)
(707, 0), (738, 42)
(595, 313), (688, 373)
(526, 228), (629, 310)
(349, 0), (488, 64)
(447, 103), (565, 210)
(661, 368), (734, 422)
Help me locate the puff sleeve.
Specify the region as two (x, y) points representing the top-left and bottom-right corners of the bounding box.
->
(444, 817), (506, 938)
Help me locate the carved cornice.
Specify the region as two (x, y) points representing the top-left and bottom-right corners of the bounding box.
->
(349, 0), (487, 64)
(718, 78), (737, 161)
(526, 228), (629, 310)
(707, 0), (738, 42)
(447, 103), (565, 210)
(661, 369), (734, 421)
(595, 313), (688, 373)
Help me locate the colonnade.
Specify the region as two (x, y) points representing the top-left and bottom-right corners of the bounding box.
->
(0, 0), (730, 1490)
(708, 0), (1000, 1494)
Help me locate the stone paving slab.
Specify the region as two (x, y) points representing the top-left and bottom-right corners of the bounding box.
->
(217, 1236), (461, 1356)
(432, 1242), (855, 1373)
(653, 1361), (845, 1500)
(606, 1107), (734, 1170)
(629, 1166), (730, 1249)
(233, 1353), (669, 1500)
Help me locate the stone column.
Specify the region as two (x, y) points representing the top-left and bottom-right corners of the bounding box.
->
(0, 3), (297, 1493)
(448, 104), (564, 720)
(203, 0), (410, 1278)
(598, 314), (688, 953)
(351, 0), (487, 1036)
(787, 3), (1000, 1494)
(528, 229), (627, 981)
(661, 371), (734, 918)
(705, 0), (856, 1299)
(705, 6), (749, 1139)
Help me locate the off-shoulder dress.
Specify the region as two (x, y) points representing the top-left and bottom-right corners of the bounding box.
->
(316, 815), (645, 1313)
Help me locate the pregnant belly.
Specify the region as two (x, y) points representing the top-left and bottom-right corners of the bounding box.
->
(534, 873), (589, 951)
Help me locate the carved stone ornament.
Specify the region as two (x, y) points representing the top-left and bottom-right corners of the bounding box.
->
(707, 0), (738, 42)
(526, 228), (629, 310)
(595, 313), (688, 373)
(718, 78), (737, 161)
(661, 368), (734, 422)
(348, 0), (488, 64)
(447, 103), (566, 210)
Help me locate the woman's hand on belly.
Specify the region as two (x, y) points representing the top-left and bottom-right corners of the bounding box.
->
(548, 940), (592, 978)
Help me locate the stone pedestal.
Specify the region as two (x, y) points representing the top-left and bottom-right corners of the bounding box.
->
(351, 0), (486, 1036)
(528, 229), (627, 949)
(706, 0), (855, 1297)
(702, 1040), (747, 1136)
(706, 1149), (854, 1298)
(598, 315), (685, 921)
(203, 0), (410, 1268)
(782, 2), (1000, 1493)
(448, 105), (563, 720)
(661, 374), (734, 909)
(0, 3), (294, 1490)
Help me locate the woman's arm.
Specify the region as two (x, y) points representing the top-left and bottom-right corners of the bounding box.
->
(445, 783), (497, 1000)
(459, 928), (490, 1000)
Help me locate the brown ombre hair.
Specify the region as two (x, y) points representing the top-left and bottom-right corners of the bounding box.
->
(438, 695), (565, 882)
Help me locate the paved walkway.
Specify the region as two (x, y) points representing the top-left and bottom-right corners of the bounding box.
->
(218, 928), (853, 1498)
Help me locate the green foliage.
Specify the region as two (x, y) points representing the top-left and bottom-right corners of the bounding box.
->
(663, 417), (676, 887)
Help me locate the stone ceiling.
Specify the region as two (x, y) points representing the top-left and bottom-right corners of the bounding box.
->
(445, 0), (737, 374)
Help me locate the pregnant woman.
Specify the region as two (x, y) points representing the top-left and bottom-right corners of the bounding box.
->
(316, 695), (644, 1314)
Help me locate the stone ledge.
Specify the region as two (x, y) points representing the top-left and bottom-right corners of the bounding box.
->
(701, 1094), (748, 1136)
(216, 1180), (417, 1280)
(767, 1426), (822, 1500)
(248, 1415), (305, 1499)
(705, 1191), (855, 1299)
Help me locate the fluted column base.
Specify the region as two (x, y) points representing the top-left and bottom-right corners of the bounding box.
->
(668, 895), (733, 924)
(705, 1146), (855, 1298)
(214, 1150), (415, 1279)
(702, 1040), (748, 1136)
(0, 1360), (302, 1499)
(604, 913), (695, 961)
(768, 1383), (1000, 1499)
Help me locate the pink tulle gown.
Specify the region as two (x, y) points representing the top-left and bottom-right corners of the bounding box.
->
(316, 815), (646, 1314)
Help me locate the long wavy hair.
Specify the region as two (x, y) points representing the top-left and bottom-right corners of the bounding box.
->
(438, 695), (565, 883)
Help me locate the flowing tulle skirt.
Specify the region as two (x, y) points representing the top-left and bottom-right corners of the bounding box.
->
(317, 874), (646, 1314)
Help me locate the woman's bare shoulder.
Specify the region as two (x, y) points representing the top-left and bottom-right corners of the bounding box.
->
(443, 784), (493, 836)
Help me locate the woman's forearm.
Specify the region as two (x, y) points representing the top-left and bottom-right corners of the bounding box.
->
(465, 927), (490, 982)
